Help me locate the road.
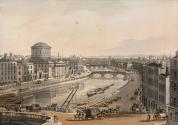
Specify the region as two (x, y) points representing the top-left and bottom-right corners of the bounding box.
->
(45, 111), (165, 125)
(113, 72), (142, 112)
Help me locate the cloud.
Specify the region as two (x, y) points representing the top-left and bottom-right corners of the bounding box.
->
(61, 0), (127, 16)
(0, 0), (178, 56)
(108, 36), (178, 56)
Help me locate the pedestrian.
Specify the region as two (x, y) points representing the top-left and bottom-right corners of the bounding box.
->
(147, 112), (151, 122)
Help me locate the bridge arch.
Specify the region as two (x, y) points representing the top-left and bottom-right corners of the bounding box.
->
(104, 73), (114, 79)
(92, 73), (102, 78)
(90, 70), (127, 79)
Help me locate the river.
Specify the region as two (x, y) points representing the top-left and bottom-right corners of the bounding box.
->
(22, 74), (127, 107)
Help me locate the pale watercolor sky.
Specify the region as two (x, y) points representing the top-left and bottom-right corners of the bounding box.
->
(0, 0), (178, 56)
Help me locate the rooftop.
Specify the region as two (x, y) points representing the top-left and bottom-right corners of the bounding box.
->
(31, 42), (51, 48)
(148, 62), (162, 67)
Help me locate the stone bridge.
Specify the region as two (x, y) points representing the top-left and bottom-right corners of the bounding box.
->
(89, 70), (127, 79)
(87, 65), (110, 71)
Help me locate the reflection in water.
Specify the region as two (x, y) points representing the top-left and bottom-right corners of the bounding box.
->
(23, 75), (125, 107)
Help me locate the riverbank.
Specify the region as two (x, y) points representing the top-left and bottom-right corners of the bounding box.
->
(0, 72), (91, 97)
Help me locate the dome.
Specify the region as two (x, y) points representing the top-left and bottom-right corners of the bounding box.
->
(31, 42), (51, 62)
(31, 42), (51, 48)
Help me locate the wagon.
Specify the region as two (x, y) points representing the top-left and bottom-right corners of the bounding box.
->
(74, 107), (104, 120)
(85, 107), (101, 119)
(153, 113), (167, 121)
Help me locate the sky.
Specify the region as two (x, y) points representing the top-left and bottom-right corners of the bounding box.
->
(0, 0), (178, 57)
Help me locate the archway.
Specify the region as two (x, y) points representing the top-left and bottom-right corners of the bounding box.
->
(92, 73), (102, 78)
(104, 74), (114, 79)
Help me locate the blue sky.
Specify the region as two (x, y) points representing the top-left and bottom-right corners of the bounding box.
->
(1, 0), (178, 56)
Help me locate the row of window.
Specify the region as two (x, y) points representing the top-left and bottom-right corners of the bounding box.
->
(37, 64), (48, 68)
(19, 70), (33, 75)
(20, 76), (33, 81)
(0, 63), (16, 69)
(19, 65), (33, 69)
(0, 71), (16, 75)
(0, 76), (16, 81)
(0, 67), (16, 70)
(0, 63), (16, 66)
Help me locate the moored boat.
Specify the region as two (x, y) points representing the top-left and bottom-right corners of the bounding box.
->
(0, 93), (23, 104)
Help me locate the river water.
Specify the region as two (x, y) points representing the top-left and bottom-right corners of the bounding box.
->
(22, 74), (127, 107)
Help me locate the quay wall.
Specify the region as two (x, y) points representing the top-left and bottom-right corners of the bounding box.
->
(0, 111), (62, 125)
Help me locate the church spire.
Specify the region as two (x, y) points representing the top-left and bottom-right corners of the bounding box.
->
(58, 52), (60, 62)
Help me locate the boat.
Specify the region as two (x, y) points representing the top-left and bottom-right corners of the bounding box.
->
(87, 91), (97, 97)
(123, 76), (127, 81)
(0, 93), (23, 104)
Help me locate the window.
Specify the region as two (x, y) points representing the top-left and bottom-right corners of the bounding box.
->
(170, 113), (172, 120)
(174, 60), (177, 66)
(174, 83), (177, 92)
(174, 98), (176, 106)
(174, 71), (177, 79)
(175, 112), (178, 121)
(171, 97), (174, 104)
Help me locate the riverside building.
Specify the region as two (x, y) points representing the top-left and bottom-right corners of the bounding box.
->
(168, 51), (178, 125)
(30, 42), (66, 79)
(17, 61), (35, 82)
(0, 61), (17, 84)
(142, 63), (170, 113)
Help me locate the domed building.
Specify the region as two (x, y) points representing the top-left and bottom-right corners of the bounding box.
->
(31, 42), (51, 62)
(31, 42), (66, 79)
